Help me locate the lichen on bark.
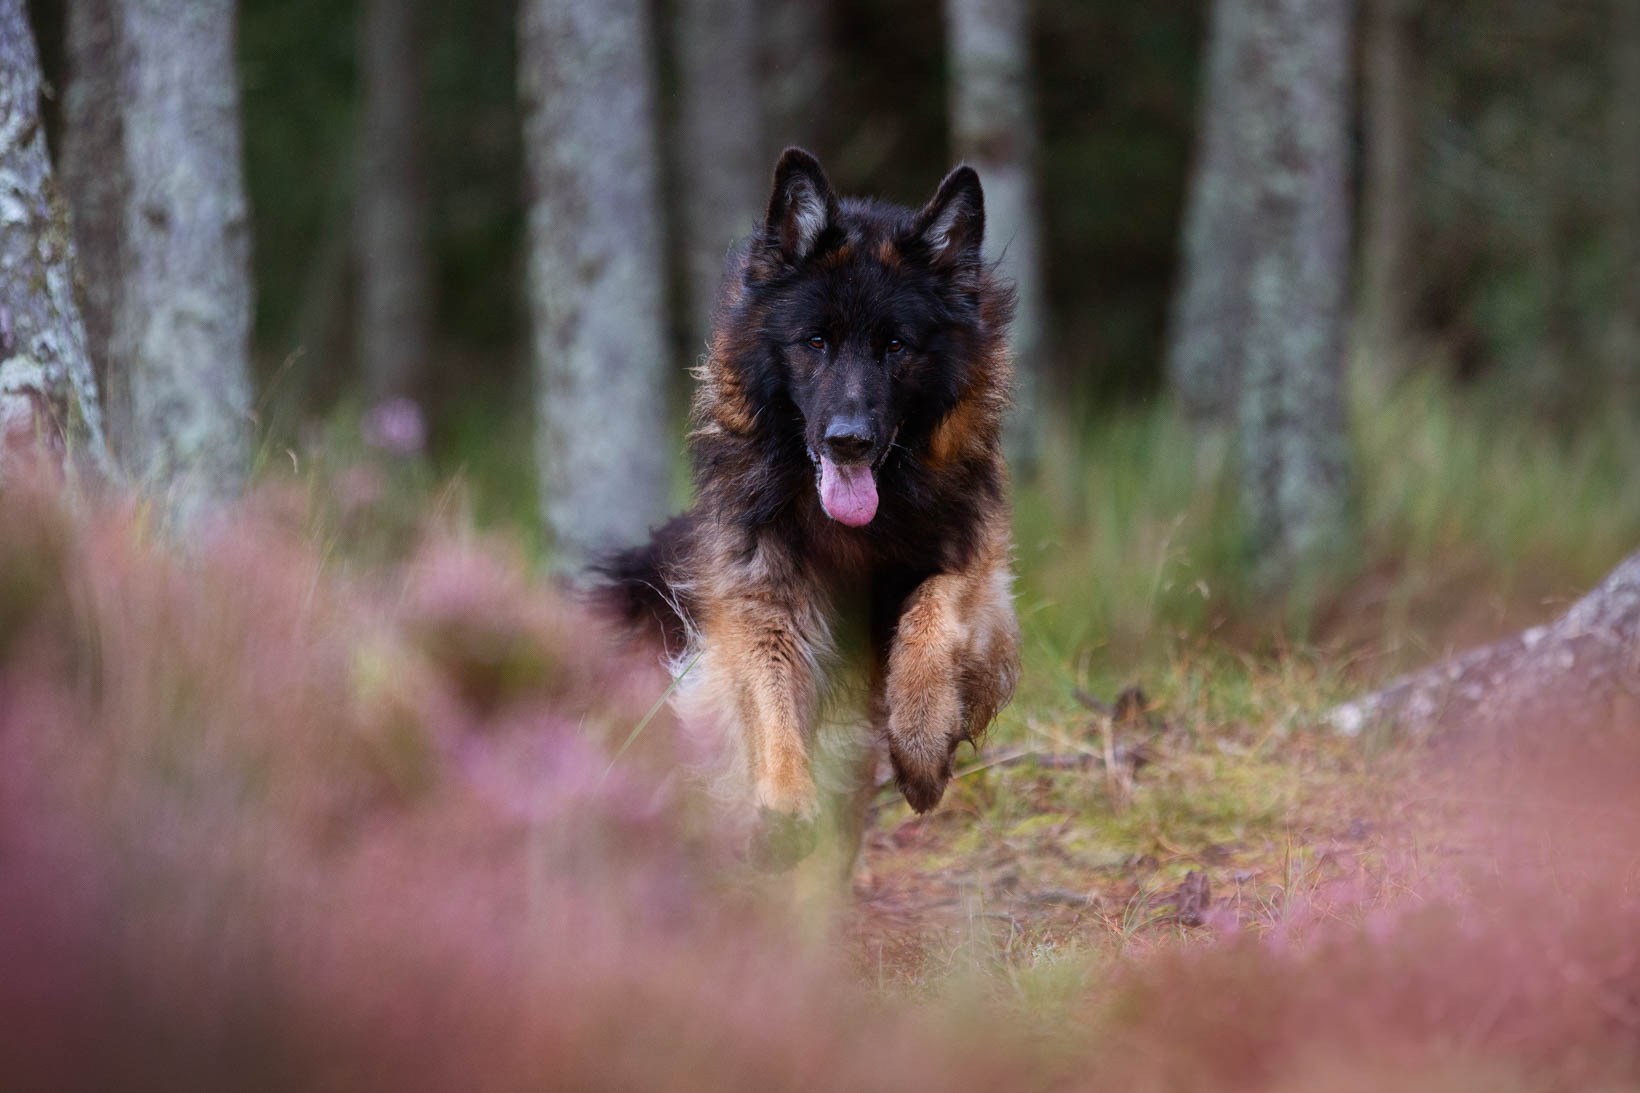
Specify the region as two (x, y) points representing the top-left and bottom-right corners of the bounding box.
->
(1232, 0), (1354, 590)
(0, 0), (112, 480)
(61, 0), (253, 523)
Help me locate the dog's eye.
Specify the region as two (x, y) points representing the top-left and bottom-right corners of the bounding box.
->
(807, 335), (826, 351)
(886, 338), (904, 354)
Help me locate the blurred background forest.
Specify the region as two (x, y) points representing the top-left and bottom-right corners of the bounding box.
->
(24, 0), (1640, 409)
(16, 0), (1638, 632)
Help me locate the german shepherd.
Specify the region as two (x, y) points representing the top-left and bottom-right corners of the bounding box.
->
(597, 149), (1020, 865)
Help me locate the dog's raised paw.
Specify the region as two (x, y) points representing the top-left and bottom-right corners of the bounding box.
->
(748, 806), (820, 871)
(888, 740), (956, 814)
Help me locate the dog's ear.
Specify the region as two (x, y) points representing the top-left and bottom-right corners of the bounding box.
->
(764, 148), (838, 264)
(913, 165), (985, 267)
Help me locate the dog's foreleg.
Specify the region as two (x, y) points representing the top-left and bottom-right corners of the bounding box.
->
(707, 597), (823, 823)
(885, 545), (1019, 813)
(884, 572), (969, 812)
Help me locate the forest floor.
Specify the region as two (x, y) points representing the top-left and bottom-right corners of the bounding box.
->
(847, 648), (1438, 989)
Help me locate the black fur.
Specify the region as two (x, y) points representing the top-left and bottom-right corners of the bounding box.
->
(596, 148), (1014, 656)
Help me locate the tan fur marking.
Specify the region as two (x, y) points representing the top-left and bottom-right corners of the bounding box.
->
(701, 339), (756, 435)
(926, 344), (1010, 468)
(875, 239), (901, 269)
(696, 546), (828, 818)
(927, 396), (987, 468)
(818, 243), (855, 269)
(883, 519), (1020, 811)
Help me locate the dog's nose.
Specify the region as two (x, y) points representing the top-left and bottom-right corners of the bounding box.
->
(821, 416), (874, 464)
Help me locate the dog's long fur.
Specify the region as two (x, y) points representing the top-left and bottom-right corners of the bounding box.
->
(595, 149), (1021, 859)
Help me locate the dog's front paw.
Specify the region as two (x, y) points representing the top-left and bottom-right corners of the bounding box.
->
(747, 772), (819, 870)
(748, 806), (820, 871)
(887, 733), (960, 814)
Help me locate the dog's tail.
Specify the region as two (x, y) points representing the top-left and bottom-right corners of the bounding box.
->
(586, 514), (700, 662)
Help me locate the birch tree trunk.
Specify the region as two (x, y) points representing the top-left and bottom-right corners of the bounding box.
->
(1359, 0), (1415, 378)
(1166, 0), (1253, 423)
(357, 0), (431, 404)
(1330, 547), (1640, 740)
(1234, 0), (1354, 589)
(673, 0), (764, 350)
(0, 0), (110, 478)
(520, 0), (671, 563)
(946, 0), (1046, 471)
(60, 0), (120, 414)
(61, 0), (254, 521)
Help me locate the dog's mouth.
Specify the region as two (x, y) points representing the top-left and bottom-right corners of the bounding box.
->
(806, 426), (897, 528)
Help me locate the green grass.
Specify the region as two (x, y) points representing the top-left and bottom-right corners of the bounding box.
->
(1013, 370), (1640, 704)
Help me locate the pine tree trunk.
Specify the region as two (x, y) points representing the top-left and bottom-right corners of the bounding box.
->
(357, 0), (431, 404)
(946, 0), (1046, 471)
(1234, 0), (1354, 589)
(1330, 547), (1640, 739)
(673, 0), (764, 350)
(1359, 0), (1415, 378)
(1166, 0), (1254, 423)
(0, 0), (110, 478)
(759, 0), (832, 162)
(520, 0), (671, 563)
(61, 0), (254, 521)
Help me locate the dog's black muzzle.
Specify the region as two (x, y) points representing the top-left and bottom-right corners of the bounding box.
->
(820, 415), (874, 464)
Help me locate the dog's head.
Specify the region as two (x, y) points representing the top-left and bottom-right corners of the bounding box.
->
(740, 148), (995, 528)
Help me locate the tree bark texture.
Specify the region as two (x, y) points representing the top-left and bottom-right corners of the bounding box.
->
(1166, 0), (1253, 423)
(1233, 0), (1354, 588)
(520, 0), (672, 563)
(1359, 0), (1415, 378)
(672, 0), (765, 352)
(1330, 547), (1640, 739)
(0, 0), (110, 477)
(759, 0), (832, 163)
(61, 0), (254, 520)
(357, 0), (432, 404)
(60, 0), (121, 413)
(946, 0), (1045, 471)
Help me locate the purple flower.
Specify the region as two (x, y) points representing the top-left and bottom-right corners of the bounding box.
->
(362, 397), (427, 456)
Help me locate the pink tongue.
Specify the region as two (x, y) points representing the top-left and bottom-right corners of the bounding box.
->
(818, 457), (878, 526)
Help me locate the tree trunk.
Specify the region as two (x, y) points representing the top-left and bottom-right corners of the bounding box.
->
(1166, 0), (1254, 423)
(1234, 0), (1354, 589)
(946, 0), (1046, 472)
(1330, 547), (1640, 739)
(520, 0), (671, 564)
(1610, 0), (1640, 395)
(672, 0), (764, 352)
(357, 0), (431, 405)
(0, 0), (110, 478)
(1358, 0), (1415, 378)
(60, 0), (121, 415)
(759, 0), (832, 162)
(61, 0), (254, 522)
